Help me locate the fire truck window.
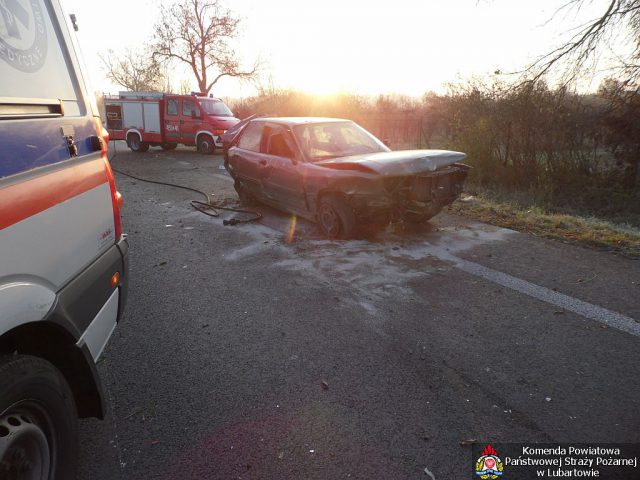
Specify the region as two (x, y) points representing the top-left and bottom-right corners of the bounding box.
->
(183, 99), (197, 117)
(167, 99), (178, 116)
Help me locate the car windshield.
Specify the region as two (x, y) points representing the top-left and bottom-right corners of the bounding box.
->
(199, 99), (233, 117)
(293, 122), (388, 161)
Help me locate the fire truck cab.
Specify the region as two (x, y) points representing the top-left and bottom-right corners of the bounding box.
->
(105, 92), (240, 154)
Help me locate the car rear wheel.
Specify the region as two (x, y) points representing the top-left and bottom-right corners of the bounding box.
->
(128, 134), (149, 153)
(197, 135), (215, 155)
(0, 355), (78, 480)
(317, 195), (356, 239)
(161, 142), (178, 151)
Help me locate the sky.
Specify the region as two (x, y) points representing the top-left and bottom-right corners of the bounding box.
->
(61, 0), (619, 98)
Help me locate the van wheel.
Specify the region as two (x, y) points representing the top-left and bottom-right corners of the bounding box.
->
(317, 194), (357, 239)
(128, 134), (149, 153)
(161, 143), (177, 151)
(0, 355), (78, 480)
(197, 135), (215, 155)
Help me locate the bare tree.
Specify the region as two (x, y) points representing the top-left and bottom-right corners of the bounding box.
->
(153, 0), (259, 94)
(528, 0), (640, 84)
(101, 48), (166, 92)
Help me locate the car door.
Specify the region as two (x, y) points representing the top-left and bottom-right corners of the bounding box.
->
(227, 121), (266, 198)
(180, 97), (200, 145)
(259, 124), (307, 212)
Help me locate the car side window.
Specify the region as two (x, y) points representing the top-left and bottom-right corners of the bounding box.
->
(167, 99), (178, 116)
(265, 127), (295, 159)
(237, 122), (263, 152)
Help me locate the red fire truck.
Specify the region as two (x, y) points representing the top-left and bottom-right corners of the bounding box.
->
(104, 92), (240, 154)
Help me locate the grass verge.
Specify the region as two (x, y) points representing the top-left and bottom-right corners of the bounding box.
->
(449, 194), (640, 258)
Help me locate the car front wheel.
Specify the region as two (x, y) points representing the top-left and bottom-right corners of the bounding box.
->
(0, 355), (78, 480)
(317, 194), (357, 239)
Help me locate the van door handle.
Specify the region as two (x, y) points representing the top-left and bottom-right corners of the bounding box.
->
(259, 159), (267, 166)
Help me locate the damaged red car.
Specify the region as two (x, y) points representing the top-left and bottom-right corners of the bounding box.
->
(223, 117), (469, 238)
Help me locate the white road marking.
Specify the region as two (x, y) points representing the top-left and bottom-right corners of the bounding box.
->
(432, 248), (640, 338)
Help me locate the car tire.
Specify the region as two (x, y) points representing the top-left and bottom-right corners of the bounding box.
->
(197, 135), (215, 155)
(317, 194), (357, 239)
(128, 134), (149, 153)
(234, 180), (258, 206)
(0, 355), (78, 480)
(161, 142), (178, 151)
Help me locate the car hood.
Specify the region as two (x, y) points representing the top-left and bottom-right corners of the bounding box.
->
(314, 150), (467, 176)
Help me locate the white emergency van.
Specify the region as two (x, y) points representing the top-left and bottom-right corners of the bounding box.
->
(0, 1), (128, 477)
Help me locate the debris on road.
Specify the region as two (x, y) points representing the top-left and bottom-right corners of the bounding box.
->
(424, 466), (436, 479)
(459, 438), (476, 445)
(321, 380), (329, 390)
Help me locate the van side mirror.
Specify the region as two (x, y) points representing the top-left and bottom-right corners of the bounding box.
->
(191, 111), (198, 119)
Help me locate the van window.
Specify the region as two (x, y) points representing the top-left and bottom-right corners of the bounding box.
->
(0, 0), (84, 115)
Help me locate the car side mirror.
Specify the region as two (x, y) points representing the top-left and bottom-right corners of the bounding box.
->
(382, 139), (391, 148)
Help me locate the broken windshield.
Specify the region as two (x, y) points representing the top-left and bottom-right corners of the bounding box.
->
(294, 122), (388, 161)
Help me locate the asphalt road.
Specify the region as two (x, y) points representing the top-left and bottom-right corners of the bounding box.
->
(78, 143), (640, 479)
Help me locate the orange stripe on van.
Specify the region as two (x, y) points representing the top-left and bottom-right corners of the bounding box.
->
(0, 160), (108, 230)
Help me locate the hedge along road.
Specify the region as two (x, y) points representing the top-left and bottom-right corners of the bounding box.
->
(77, 144), (640, 480)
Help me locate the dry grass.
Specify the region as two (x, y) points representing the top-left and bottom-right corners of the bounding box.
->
(449, 194), (640, 258)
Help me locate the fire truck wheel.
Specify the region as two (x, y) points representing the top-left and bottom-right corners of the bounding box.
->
(197, 135), (215, 155)
(128, 134), (149, 153)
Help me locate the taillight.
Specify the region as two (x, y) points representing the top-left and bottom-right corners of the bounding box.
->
(95, 119), (123, 240)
